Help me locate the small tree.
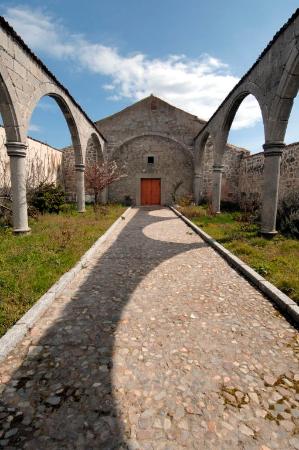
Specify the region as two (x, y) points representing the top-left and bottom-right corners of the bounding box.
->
(85, 160), (126, 205)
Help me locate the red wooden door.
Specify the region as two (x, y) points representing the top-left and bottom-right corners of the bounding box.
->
(141, 179), (161, 205)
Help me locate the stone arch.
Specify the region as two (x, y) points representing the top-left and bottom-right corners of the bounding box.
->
(85, 133), (104, 166)
(209, 87), (266, 214)
(270, 45), (299, 142)
(114, 132), (193, 161)
(0, 63), (23, 142)
(220, 86), (267, 153)
(194, 131), (211, 172)
(26, 87), (83, 164)
(27, 87), (87, 212)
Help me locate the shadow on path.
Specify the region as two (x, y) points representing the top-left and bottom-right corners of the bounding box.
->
(0, 208), (206, 449)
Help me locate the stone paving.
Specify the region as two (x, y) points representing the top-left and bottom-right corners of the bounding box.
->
(0, 207), (298, 450)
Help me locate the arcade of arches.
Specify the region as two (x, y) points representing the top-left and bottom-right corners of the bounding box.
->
(1, 11), (299, 235)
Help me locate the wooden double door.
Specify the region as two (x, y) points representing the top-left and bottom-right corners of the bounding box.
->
(141, 178), (161, 205)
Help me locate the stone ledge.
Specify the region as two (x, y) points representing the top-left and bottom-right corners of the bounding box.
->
(170, 206), (299, 325)
(0, 207), (132, 362)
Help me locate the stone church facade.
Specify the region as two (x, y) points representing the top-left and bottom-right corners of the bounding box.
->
(95, 95), (204, 205)
(64, 95), (261, 206)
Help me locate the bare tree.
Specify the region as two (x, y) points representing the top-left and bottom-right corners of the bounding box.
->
(85, 160), (126, 205)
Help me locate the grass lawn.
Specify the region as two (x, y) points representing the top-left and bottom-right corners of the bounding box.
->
(0, 204), (126, 337)
(178, 205), (299, 304)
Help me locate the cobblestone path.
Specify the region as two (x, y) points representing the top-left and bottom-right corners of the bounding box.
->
(0, 207), (298, 450)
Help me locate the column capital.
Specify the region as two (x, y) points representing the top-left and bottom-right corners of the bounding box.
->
(5, 141), (28, 158)
(212, 164), (224, 172)
(263, 142), (285, 157)
(75, 163), (85, 172)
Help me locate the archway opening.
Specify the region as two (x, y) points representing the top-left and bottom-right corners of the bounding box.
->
(277, 82), (299, 215)
(0, 72), (23, 228)
(29, 96), (71, 148)
(283, 92), (299, 144)
(223, 94), (265, 209)
(27, 95), (82, 202)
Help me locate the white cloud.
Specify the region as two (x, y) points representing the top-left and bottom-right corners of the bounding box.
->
(4, 6), (262, 128)
(5, 6), (75, 58)
(232, 95), (262, 130)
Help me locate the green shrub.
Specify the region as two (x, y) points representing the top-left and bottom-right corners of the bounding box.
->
(277, 193), (299, 238)
(30, 183), (65, 214)
(59, 203), (77, 215)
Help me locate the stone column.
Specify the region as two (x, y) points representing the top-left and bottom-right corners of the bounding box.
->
(6, 142), (30, 234)
(212, 165), (224, 214)
(261, 142), (284, 236)
(75, 163), (85, 212)
(193, 173), (202, 204)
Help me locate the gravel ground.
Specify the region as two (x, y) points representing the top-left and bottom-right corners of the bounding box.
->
(0, 207), (298, 449)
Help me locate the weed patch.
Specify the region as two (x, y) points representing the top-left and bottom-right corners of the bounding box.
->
(0, 204), (126, 336)
(178, 205), (299, 304)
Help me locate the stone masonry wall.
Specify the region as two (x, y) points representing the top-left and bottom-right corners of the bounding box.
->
(62, 136), (104, 201)
(238, 143), (299, 207)
(94, 95), (205, 204)
(0, 126), (62, 191)
(222, 145), (250, 203)
(96, 95), (205, 161)
(109, 135), (193, 205)
(199, 138), (249, 203)
(61, 146), (75, 201)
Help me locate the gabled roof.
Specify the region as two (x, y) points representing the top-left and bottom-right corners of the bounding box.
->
(96, 95), (206, 124)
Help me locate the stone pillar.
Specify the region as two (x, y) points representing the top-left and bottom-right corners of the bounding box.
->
(261, 142), (284, 236)
(212, 165), (224, 214)
(193, 173), (202, 204)
(75, 163), (85, 212)
(6, 142), (30, 234)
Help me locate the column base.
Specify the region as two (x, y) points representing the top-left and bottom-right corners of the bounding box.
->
(78, 209), (86, 213)
(260, 230), (278, 238)
(13, 227), (31, 235)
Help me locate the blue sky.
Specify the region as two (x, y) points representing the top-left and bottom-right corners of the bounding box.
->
(1, 1), (299, 151)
